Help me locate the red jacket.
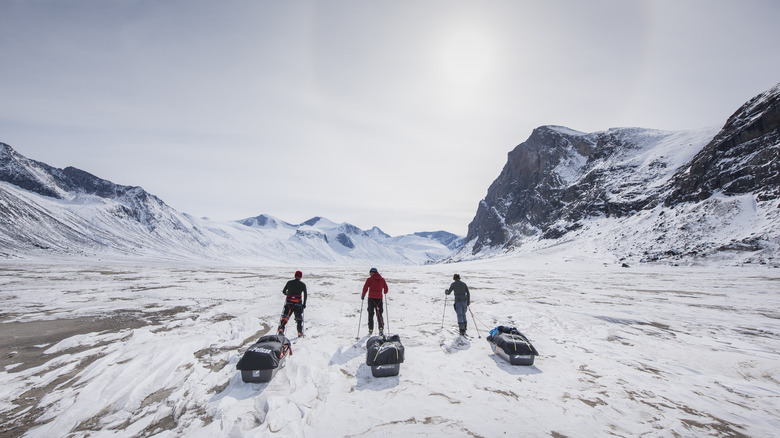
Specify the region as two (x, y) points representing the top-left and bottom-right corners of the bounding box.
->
(362, 273), (388, 300)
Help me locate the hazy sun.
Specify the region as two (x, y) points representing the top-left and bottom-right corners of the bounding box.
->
(437, 28), (496, 87)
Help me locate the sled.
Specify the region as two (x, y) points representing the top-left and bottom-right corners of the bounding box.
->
(236, 334), (292, 383)
(486, 326), (539, 366)
(365, 334), (405, 377)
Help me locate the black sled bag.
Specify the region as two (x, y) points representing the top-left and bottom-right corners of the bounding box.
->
(236, 334), (292, 382)
(487, 326), (539, 366)
(365, 334), (405, 377)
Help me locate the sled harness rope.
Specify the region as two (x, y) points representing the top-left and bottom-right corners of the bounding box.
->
(385, 293), (390, 334)
(280, 304), (296, 326)
(467, 306), (484, 337)
(279, 301), (304, 334)
(373, 341), (401, 363)
(371, 299), (385, 330)
(505, 333), (532, 352)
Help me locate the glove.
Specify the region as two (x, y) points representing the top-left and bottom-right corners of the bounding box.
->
(361, 296), (365, 300)
(302, 304), (306, 309)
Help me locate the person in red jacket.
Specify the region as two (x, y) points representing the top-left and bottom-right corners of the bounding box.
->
(361, 267), (388, 336)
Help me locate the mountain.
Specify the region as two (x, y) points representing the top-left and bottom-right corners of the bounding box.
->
(457, 83), (780, 266)
(368, 229), (464, 264)
(6, 82), (778, 267)
(665, 83), (780, 204)
(0, 145), (462, 264)
(0, 143), (216, 259)
(235, 214), (455, 264)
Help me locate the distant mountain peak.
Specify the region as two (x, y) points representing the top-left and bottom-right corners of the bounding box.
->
(299, 216), (342, 229)
(300, 216), (323, 227)
(367, 226), (391, 239)
(237, 214), (291, 229)
(412, 231), (464, 250)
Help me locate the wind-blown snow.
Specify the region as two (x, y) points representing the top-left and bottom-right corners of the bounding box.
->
(609, 127), (720, 195)
(1, 254), (778, 437)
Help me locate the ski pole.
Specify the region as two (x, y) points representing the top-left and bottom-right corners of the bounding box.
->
(357, 297), (364, 340)
(300, 303), (305, 336)
(384, 293), (390, 336)
(441, 291), (447, 330)
(468, 306), (482, 338)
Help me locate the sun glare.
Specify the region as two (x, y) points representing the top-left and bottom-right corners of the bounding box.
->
(437, 29), (495, 87)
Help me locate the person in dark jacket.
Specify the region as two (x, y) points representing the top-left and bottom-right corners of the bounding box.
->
(277, 270), (307, 337)
(361, 267), (388, 336)
(446, 273), (470, 335)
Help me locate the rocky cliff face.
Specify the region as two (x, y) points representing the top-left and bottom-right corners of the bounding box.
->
(665, 84), (780, 204)
(462, 83), (780, 264)
(465, 126), (710, 252)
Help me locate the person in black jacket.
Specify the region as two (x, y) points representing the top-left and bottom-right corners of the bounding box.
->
(445, 273), (470, 335)
(277, 270), (307, 337)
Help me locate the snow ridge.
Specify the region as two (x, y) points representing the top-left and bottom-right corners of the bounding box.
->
(0, 144), (462, 265)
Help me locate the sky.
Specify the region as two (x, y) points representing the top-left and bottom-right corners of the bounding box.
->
(1, 0), (779, 236)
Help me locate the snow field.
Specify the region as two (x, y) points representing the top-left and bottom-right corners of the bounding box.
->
(0, 258), (778, 437)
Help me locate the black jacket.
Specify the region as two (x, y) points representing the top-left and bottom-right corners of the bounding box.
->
(446, 280), (470, 304)
(283, 278), (307, 306)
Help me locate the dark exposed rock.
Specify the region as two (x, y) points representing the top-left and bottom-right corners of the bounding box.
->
(665, 84), (780, 205)
(1, 143), (62, 198)
(0, 142), (172, 230)
(336, 233), (355, 248)
(464, 83), (780, 260)
(294, 229), (328, 242)
(465, 126), (676, 254)
(301, 217), (324, 227)
(338, 223), (365, 236)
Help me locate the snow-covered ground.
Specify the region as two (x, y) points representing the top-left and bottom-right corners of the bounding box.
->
(1, 253), (778, 437)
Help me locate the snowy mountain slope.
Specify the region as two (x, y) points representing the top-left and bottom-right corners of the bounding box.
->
(236, 214), (415, 264)
(0, 145), (461, 264)
(367, 230), (465, 264)
(235, 214), (464, 265)
(0, 180), (213, 261)
(458, 82), (780, 266)
(666, 82), (780, 203)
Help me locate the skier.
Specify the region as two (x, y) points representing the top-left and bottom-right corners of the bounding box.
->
(277, 270), (307, 337)
(361, 267), (388, 336)
(445, 274), (470, 335)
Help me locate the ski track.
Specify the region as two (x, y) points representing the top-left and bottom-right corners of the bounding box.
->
(0, 262), (779, 437)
